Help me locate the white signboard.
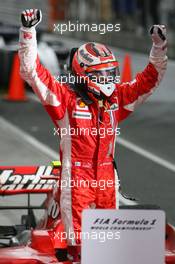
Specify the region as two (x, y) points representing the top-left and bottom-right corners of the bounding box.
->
(82, 209), (165, 264)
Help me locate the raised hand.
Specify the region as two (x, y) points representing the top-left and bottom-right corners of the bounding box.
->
(21, 9), (42, 28)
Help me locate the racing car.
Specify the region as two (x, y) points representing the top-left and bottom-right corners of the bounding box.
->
(0, 163), (174, 263)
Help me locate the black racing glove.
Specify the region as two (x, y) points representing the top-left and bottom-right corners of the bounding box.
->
(150, 25), (167, 47)
(21, 9), (42, 28)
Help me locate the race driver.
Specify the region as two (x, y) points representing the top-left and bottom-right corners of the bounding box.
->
(19, 9), (167, 262)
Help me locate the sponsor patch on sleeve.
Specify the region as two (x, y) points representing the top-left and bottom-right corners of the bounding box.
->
(23, 32), (32, 40)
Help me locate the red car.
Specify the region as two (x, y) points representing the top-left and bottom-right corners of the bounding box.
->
(0, 165), (174, 263)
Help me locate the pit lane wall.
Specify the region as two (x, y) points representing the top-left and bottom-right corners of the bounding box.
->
(51, 0), (175, 59)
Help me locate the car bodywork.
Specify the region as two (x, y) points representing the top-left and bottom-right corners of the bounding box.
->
(0, 165), (175, 263)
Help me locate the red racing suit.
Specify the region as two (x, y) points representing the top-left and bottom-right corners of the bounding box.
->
(19, 27), (167, 245)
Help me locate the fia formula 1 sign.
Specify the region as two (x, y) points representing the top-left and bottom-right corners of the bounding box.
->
(82, 209), (165, 264)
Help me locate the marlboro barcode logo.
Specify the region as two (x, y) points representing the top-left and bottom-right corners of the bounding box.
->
(0, 166), (57, 192)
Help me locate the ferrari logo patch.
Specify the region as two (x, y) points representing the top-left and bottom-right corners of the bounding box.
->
(79, 101), (86, 108)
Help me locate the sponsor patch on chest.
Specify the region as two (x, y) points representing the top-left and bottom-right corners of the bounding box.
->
(72, 111), (92, 119)
(72, 98), (92, 119)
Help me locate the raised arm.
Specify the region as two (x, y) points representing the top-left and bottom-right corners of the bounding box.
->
(117, 25), (167, 115)
(18, 9), (69, 121)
